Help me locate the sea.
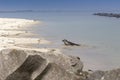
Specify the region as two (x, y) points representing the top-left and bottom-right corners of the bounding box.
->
(0, 11), (120, 70)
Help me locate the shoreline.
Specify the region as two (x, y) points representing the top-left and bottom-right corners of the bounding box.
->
(0, 18), (53, 52)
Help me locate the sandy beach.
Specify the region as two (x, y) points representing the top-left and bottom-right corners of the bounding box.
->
(0, 18), (83, 80)
(0, 18), (53, 52)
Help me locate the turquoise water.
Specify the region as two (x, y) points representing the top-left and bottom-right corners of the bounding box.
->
(0, 12), (120, 70)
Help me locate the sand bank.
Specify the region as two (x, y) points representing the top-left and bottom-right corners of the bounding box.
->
(0, 18), (39, 29)
(0, 18), (52, 52)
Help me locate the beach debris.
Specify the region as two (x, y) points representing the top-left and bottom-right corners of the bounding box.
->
(62, 39), (80, 46)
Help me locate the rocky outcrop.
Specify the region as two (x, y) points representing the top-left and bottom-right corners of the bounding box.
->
(0, 49), (83, 80)
(25, 49), (84, 75)
(5, 55), (47, 80)
(0, 49), (27, 80)
(86, 68), (120, 80)
(35, 63), (78, 80)
(1, 49), (120, 80)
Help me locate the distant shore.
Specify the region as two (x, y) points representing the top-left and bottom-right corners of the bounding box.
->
(93, 13), (120, 18)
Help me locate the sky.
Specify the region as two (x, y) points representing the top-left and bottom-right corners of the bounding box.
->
(0, 0), (120, 11)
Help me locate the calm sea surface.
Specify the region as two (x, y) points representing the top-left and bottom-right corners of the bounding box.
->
(0, 12), (120, 70)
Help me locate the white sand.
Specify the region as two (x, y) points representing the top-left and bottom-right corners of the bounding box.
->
(0, 18), (39, 29)
(0, 30), (35, 37)
(0, 18), (54, 52)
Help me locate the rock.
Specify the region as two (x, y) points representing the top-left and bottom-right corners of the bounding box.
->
(102, 68), (120, 80)
(69, 56), (83, 75)
(86, 71), (105, 80)
(26, 49), (83, 75)
(0, 49), (83, 80)
(79, 71), (89, 80)
(86, 68), (120, 80)
(35, 63), (78, 80)
(1, 49), (120, 80)
(0, 49), (27, 80)
(5, 55), (47, 80)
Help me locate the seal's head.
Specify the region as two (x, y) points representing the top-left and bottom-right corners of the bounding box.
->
(62, 39), (68, 42)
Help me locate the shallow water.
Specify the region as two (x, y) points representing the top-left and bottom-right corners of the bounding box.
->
(0, 12), (120, 70)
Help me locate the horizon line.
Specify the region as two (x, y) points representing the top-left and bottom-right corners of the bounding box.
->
(0, 10), (120, 13)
